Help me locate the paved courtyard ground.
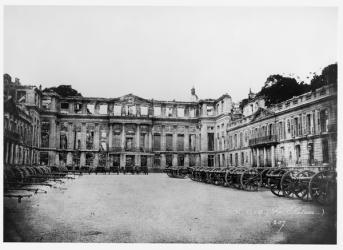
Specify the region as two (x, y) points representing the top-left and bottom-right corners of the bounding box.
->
(4, 173), (336, 243)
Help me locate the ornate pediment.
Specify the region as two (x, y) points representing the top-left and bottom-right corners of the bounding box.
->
(117, 94), (150, 105)
(250, 107), (275, 122)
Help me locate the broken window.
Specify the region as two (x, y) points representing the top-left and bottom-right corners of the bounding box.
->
(127, 105), (136, 116)
(154, 155), (161, 167)
(86, 124), (95, 149)
(207, 106), (214, 116)
(73, 152), (80, 169)
(40, 152), (49, 165)
(166, 154), (173, 167)
(87, 104), (95, 114)
(74, 124), (81, 149)
(207, 133), (214, 151)
(189, 134), (196, 151)
(60, 102), (69, 113)
(100, 125), (107, 151)
(41, 121), (50, 148)
(166, 134), (173, 151)
(86, 153), (94, 166)
(208, 155), (214, 167)
(59, 152), (67, 167)
(17, 91), (26, 103)
(320, 109), (329, 132)
(99, 104), (108, 115)
(42, 97), (52, 110)
(178, 154), (184, 166)
(113, 105), (121, 116)
(99, 152), (107, 167)
(189, 108), (195, 117)
(189, 154), (196, 167)
(74, 103), (82, 114)
(167, 107), (173, 117)
(177, 107), (185, 117)
(141, 106), (148, 116)
(60, 122), (68, 149)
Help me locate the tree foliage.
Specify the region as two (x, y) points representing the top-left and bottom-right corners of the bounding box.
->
(257, 74), (310, 107)
(310, 63), (337, 90)
(43, 85), (82, 97)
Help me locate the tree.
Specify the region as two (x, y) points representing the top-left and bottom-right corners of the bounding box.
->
(257, 74), (310, 107)
(43, 85), (82, 97)
(310, 63), (337, 90)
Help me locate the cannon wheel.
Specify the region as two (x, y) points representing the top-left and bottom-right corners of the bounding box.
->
(295, 170), (316, 201)
(224, 167), (236, 187)
(269, 169), (287, 197)
(309, 170), (336, 206)
(240, 168), (260, 191)
(281, 170), (300, 198)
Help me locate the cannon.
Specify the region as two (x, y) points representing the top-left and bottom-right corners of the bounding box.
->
(164, 166), (189, 178)
(224, 167), (261, 191)
(266, 168), (289, 197)
(309, 170), (336, 205)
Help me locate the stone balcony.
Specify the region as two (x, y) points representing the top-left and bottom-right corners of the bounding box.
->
(248, 135), (278, 147)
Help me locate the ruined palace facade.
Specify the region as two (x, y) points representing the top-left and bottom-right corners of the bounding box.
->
(3, 74), (337, 171)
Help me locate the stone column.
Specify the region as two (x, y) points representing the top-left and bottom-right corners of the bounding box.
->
(10, 143), (14, 164)
(121, 123), (125, 150)
(49, 118), (56, 148)
(94, 123), (100, 151)
(95, 102), (100, 114)
(195, 154), (200, 166)
(172, 153), (178, 166)
(161, 126), (166, 151)
(94, 153), (99, 167)
(136, 125), (140, 150)
(5, 141), (9, 164)
(256, 148), (260, 167)
(80, 152), (86, 166)
(148, 128), (153, 151)
(184, 128), (189, 151)
(184, 154), (190, 167)
(271, 145), (275, 167)
(81, 123), (86, 150)
(68, 122), (74, 149)
(55, 153), (60, 166)
(67, 152), (73, 165)
(69, 101), (74, 113)
(172, 132), (177, 151)
(109, 124), (113, 150)
(55, 122), (60, 149)
(82, 101), (87, 114)
(263, 147), (267, 166)
(161, 154), (166, 168)
(135, 154), (141, 166)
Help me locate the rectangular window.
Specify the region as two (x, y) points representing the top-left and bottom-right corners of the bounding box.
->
(153, 134), (161, 151)
(141, 106), (148, 116)
(189, 154), (196, 166)
(177, 134), (184, 151)
(167, 107), (173, 117)
(207, 133), (214, 151)
(177, 154), (184, 166)
(322, 139), (329, 163)
(166, 134), (173, 151)
(61, 102), (69, 110)
(166, 154), (173, 167)
(208, 155), (214, 167)
(154, 155), (161, 167)
(99, 104), (108, 114)
(320, 110), (329, 132)
(207, 106), (214, 116)
(241, 152), (244, 165)
(113, 105), (121, 115)
(153, 106), (161, 116)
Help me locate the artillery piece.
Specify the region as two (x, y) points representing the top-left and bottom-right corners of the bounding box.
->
(164, 166), (189, 178)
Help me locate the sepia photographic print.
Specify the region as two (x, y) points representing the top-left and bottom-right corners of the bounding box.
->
(1, 1), (341, 248)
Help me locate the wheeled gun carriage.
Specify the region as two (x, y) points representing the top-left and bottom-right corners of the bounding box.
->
(164, 166), (190, 178)
(4, 165), (76, 203)
(266, 166), (336, 205)
(187, 166), (262, 191)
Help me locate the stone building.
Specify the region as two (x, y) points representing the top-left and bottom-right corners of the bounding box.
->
(3, 74), (337, 171)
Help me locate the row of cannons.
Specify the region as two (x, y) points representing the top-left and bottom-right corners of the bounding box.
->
(164, 166), (337, 206)
(4, 165), (78, 203)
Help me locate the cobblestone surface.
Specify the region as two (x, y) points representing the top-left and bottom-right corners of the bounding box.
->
(4, 173), (336, 243)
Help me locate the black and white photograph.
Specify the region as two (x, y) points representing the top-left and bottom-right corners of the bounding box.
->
(1, 0), (341, 247)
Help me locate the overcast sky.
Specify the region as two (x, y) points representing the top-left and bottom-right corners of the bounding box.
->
(4, 6), (337, 102)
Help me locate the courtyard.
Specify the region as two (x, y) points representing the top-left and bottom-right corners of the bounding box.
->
(4, 173), (336, 243)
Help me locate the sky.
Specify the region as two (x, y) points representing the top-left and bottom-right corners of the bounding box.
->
(4, 6), (337, 102)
